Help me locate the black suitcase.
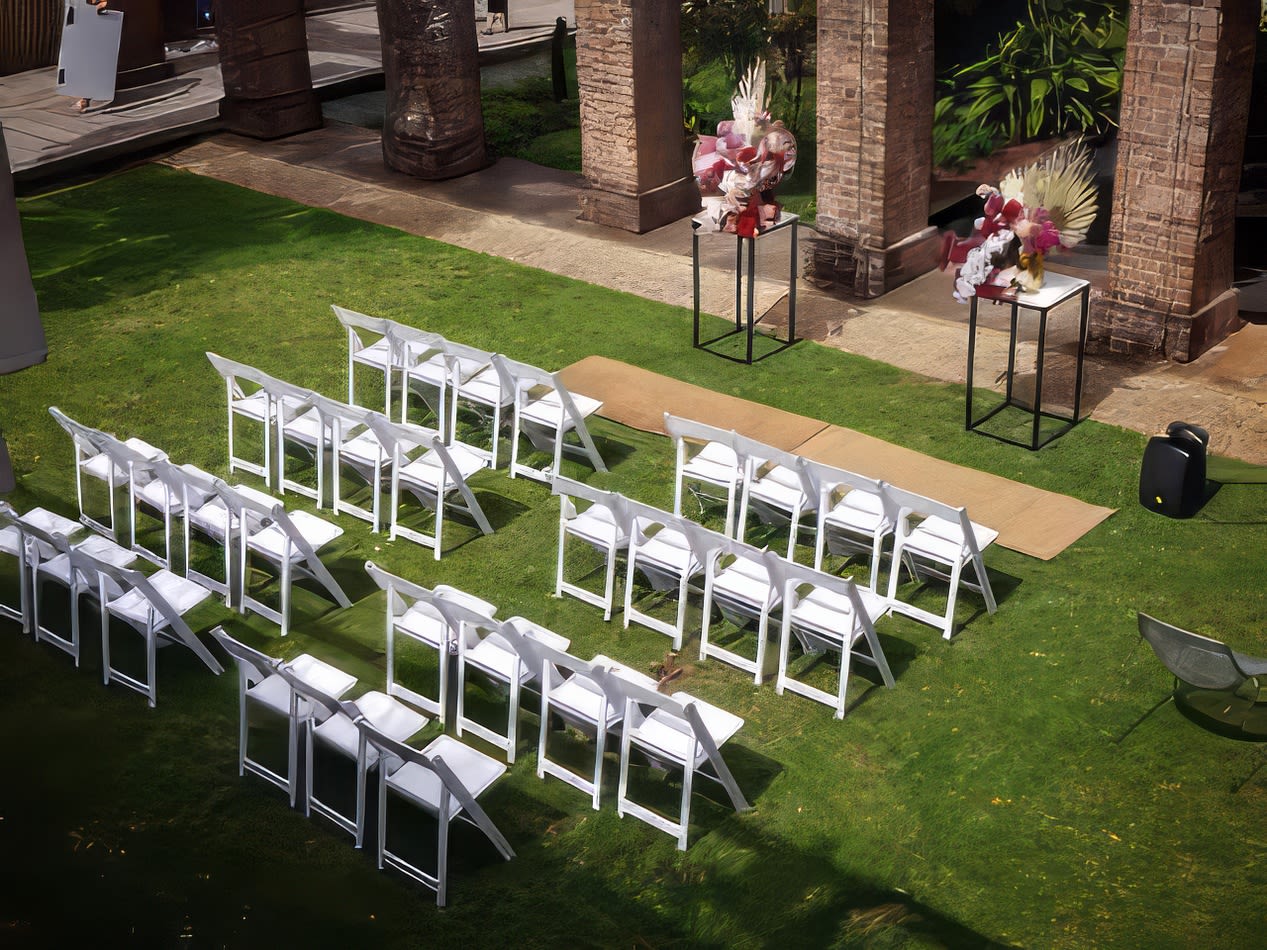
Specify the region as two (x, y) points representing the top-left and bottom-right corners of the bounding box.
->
(1139, 422), (1209, 518)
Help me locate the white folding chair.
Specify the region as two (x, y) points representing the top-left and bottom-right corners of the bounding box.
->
(450, 611), (569, 763)
(124, 453), (192, 571)
(492, 354), (607, 482)
(734, 435), (818, 558)
(323, 401), (389, 530)
(0, 502), (82, 634)
(206, 353), (280, 486)
(365, 561), (497, 723)
(444, 344), (513, 466)
(333, 305), (400, 417)
(32, 527), (138, 667)
(535, 645), (658, 810)
(665, 413), (743, 536)
(231, 491), (351, 636)
(622, 499), (705, 650)
(766, 553), (895, 718)
(615, 679), (750, 851)
(804, 458), (897, 591)
(884, 484), (999, 639)
(176, 465), (266, 606)
(80, 553), (222, 706)
(272, 378), (325, 504)
(49, 406), (167, 540)
(283, 669), (430, 847)
(552, 475), (629, 620)
(686, 522), (780, 684)
(211, 626), (358, 806)
(367, 414), (493, 559)
(357, 722), (514, 907)
(397, 330), (486, 442)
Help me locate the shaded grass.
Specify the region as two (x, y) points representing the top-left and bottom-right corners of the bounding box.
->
(1, 166), (1266, 947)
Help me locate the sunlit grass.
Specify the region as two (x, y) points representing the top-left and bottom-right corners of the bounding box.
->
(1, 166), (1265, 947)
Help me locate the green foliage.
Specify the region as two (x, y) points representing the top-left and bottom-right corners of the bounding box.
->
(681, 0), (770, 84)
(934, 0), (1126, 169)
(481, 77), (579, 160)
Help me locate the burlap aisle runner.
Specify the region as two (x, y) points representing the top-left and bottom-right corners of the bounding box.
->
(559, 356), (1115, 560)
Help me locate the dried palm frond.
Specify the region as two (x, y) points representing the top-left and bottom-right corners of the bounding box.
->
(1001, 140), (1099, 248)
(730, 60), (767, 141)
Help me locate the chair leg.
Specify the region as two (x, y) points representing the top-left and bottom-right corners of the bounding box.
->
(677, 761), (694, 851)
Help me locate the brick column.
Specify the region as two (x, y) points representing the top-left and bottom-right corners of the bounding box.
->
(810, 0), (940, 297)
(574, 0), (699, 233)
(1101, 0), (1257, 361)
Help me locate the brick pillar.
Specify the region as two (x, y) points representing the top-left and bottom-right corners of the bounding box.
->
(810, 0), (940, 297)
(1101, 0), (1257, 361)
(574, 0), (699, 233)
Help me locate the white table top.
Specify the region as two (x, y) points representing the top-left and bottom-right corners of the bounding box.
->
(991, 270), (1091, 309)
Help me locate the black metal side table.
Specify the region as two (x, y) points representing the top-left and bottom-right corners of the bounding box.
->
(692, 212), (798, 364)
(965, 271), (1091, 450)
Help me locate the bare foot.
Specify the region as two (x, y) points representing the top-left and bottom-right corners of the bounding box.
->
(75, 98), (90, 112)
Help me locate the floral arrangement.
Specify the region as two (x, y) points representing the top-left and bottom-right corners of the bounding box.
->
(940, 140), (1098, 302)
(691, 61), (797, 238)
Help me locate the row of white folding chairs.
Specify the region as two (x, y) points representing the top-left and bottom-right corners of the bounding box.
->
(207, 351), (495, 559)
(665, 413), (999, 638)
(0, 501), (223, 706)
(334, 305), (608, 482)
(211, 627), (513, 906)
(365, 562), (750, 849)
(554, 478), (895, 717)
(49, 406), (351, 636)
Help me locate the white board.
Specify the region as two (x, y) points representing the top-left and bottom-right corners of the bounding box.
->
(56, 4), (124, 103)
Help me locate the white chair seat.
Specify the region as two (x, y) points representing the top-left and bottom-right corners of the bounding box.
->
(134, 477), (183, 513)
(387, 734), (506, 819)
(312, 691), (429, 767)
(682, 441), (740, 487)
(108, 570), (210, 626)
(567, 506), (626, 549)
(520, 391), (602, 430)
(285, 407), (325, 447)
(395, 602), (449, 649)
(789, 585), (887, 640)
(549, 677), (620, 730)
(630, 694), (743, 769)
(399, 443), (486, 490)
(249, 510), (343, 561)
(712, 554), (773, 608)
(458, 367), (508, 408)
(748, 464), (808, 511)
(904, 515), (999, 564)
(231, 390), (273, 423)
(19, 507), (82, 538)
(637, 527), (695, 575)
(289, 652), (359, 700)
(340, 429), (401, 468)
(352, 336), (394, 370)
(0, 525), (21, 556)
(824, 491), (887, 534)
(246, 671), (295, 717)
(358, 690), (430, 741)
(404, 354), (455, 388)
(464, 636), (531, 685)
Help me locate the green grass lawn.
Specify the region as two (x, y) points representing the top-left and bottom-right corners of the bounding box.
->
(2, 165), (1266, 948)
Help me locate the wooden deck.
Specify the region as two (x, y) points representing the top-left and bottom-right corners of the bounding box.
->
(1, 4), (563, 181)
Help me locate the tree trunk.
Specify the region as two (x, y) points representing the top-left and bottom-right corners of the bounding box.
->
(215, 0), (322, 139)
(0, 0), (63, 76)
(375, 0), (487, 180)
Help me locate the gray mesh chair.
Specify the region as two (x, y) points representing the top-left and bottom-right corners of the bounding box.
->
(1139, 612), (1267, 736)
